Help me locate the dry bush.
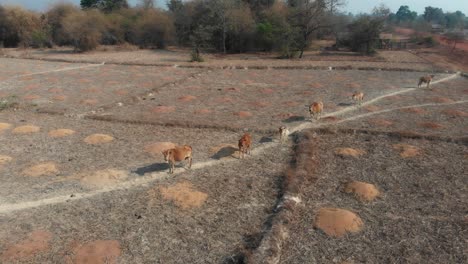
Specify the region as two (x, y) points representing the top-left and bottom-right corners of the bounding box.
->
(132, 9), (175, 48)
(62, 9), (106, 51)
(0, 5), (42, 47)
(45, 3), (80, 46)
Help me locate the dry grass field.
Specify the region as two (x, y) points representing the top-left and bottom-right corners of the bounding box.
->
(0, 48), (466, 263)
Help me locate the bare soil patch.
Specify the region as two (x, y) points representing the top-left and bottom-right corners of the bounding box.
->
(70, 240), (121, 264)
(392, 143), (422, 158)
(79, 169), (128, 188)
(441, 109), (468, 117)
(1, 230), (53, 262)
(48, 129), (75, 138)
(83, 134), (114, 144)
(12, 125), (40, 134)
(158, 181), (208, 210)
(22, 162), (59, 177)
(419, 122), (445, 130)
(334, 148), (366, 158)
(0, 155), (13, 165)
(0, 122), (12, 132)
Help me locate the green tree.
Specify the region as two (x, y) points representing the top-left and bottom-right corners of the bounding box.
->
(347, 15), (384, 54)
(445, 11), (465, 29)
(80, 0), (128, 12)
(423, 6), (445, 25)
(395, 5), (417, 23)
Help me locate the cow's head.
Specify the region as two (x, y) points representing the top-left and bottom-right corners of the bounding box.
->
(162, 149), (173, 163)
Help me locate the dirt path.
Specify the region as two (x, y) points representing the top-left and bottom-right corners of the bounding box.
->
(0, 72), (461, 215)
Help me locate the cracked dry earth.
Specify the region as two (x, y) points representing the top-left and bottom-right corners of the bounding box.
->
(0, 57), (466, 263)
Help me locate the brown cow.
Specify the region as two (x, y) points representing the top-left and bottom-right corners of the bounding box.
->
(418, 75), (435, 88)
(279, 126), (289, 143)
(162, 145), (193, 174)
(238, 133), (252, 159)
(309, 101), (324, 120)
(352, 92), (364, 106)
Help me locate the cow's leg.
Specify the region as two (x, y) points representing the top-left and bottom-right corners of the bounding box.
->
(188, 155), (192, 169)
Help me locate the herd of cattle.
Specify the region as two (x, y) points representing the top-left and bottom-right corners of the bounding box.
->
(160, 75), (435, 173)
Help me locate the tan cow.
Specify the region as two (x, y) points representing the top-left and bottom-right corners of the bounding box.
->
(418, 75), (435, 88)
(279, 126), (289, 143)
(309, 101), (324, 120)
(238, 133), (252, 159)
(162, 145), (193, 174)
(352, 92), (364, 106)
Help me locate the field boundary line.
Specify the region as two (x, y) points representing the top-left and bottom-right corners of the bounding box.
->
(0, 73), (461, 214)
(0, 62), (105, 85)
(291, 72), (460, 133)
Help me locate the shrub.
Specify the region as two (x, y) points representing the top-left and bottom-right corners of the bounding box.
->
(132, 9), (174, 48)
(45, 3), (80, 46)
(62, 9), (106, 51)
(0, 6), (41, 47)
(346, 15), (384, 54)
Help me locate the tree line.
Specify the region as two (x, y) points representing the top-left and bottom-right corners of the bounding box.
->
(0, 0), (466, 56)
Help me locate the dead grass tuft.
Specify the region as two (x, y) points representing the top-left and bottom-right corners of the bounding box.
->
(234, 111), (253, 118)
(369, 118), (393, 127)
(178, 95), (197, 102)
(0, 155), (13, 165)
(152, 106), (176, 113)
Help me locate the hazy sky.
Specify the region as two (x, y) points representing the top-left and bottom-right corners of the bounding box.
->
(0, 0), (467, 15)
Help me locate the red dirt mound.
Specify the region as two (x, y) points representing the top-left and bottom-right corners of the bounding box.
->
(234, 111), (253, 118)
(419, 122), (445, 129)
(261, 88), (274, 94)
(52, 95), (67, 101)
(225, 87), (240, 92)
(22, 162), (59, 177)
(0, 122), (12, 132)
(250, 101), (270, 108)
(323, 116), (340, 122)
(81, 99), (99, 106)
(431, 97), (455, 103)
(48, 129), (75, 138)
(0, 155), (13, 165)
(441, 109), (468, 117)
(369, 118), (394, 127)
(194, 108), (212, 115)
(84, 134), (114, 144)
(364, 105), (380, 112)
(348, 83), (361, 89)
(178, 95), (197, 102)
(152, 106), (176, 113)
(47, 88), (63, 93)
(310, 82), (323, 89)
(401, 107), (427, 114)
(71, 240), (121, 264)
(1, 230), (53, 262)
(114, 89), (128, 96)
(215, 97), (233, 103)
(159, 181), (208, 210)
(393, 144), (422, 158)
(314, 208), (364, 237)
(283, 101), (300, 107)
(344, 181), (380, 202)
(334, 148), (366, 158)
(12, 125), (40, 134)
(23, 95), (40, 100)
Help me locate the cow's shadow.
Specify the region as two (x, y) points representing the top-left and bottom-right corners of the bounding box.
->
(134, 163), (168, 176)
(338, 102), (353, 107)
(211, 146), (238, 160)
(259, 136), (273, 143)
(282, 115), (306, 123)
